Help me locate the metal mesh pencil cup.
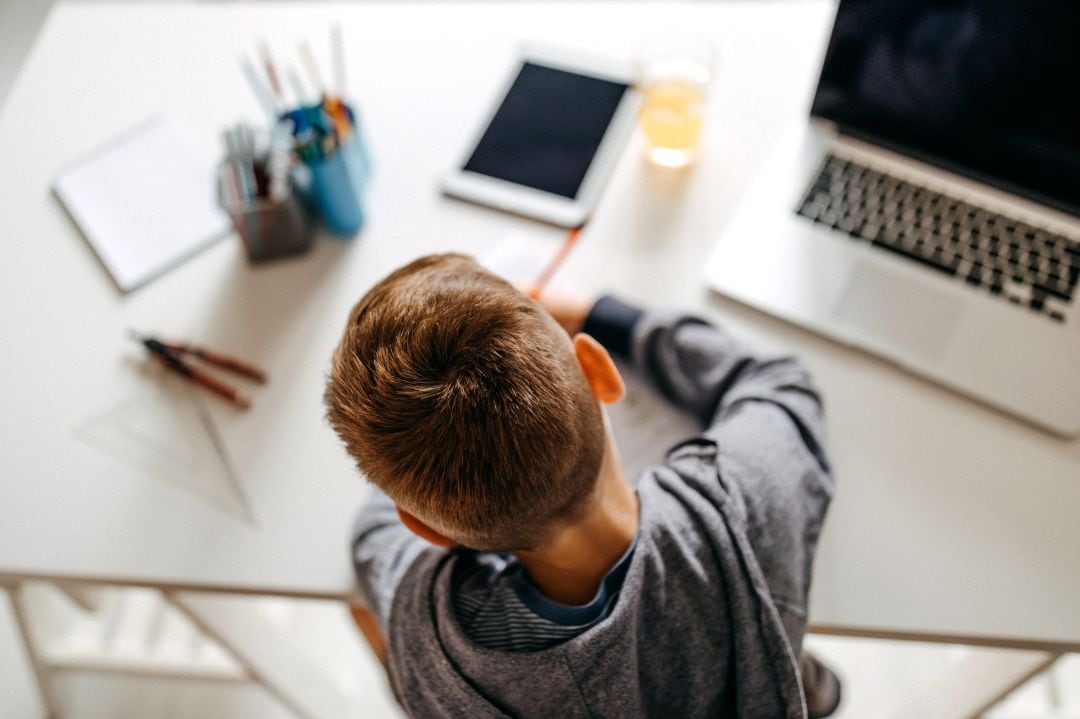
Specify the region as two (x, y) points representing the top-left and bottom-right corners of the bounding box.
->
(217, 165), (316, 263)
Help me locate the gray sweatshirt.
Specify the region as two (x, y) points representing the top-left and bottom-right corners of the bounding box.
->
(351, 297), (834, 718)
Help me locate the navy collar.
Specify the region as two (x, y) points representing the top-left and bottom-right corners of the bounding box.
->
(509, 532), (640, 626)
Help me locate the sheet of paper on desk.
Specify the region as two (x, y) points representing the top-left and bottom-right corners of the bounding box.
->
(482, 235), (700, 483)
(479, 233), (557, 288)
(52, 115), (230, 293)
(607, 364), (701, 484)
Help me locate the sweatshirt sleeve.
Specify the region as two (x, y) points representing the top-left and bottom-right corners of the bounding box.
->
(583, 295), (829, 476)
(585, 295), (833, 649)
(351, 486), (434, 632)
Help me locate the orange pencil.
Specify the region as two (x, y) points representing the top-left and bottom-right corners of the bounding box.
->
(528, 225), (584, 299)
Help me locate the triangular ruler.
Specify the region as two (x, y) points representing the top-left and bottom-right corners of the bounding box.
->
(74, 375), (254, 526)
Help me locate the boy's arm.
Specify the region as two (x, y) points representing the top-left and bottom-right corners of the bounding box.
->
(578, 294), (834, 647)
(577, 294), (833, 651)
(580, 295), (829, 473)
(350, 487), (432, 637)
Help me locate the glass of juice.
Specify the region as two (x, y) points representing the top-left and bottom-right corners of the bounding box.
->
(638, 35), (714, 168)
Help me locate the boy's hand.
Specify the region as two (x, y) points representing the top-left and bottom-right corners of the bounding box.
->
(530, 290), (592, 336)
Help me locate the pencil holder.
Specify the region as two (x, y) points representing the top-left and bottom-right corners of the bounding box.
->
(307, 130), (370, 237)
(218, 166), (316, 263)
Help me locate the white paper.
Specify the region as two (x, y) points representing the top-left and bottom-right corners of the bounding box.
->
(53, 116), (230, 292)
(479, 232), (560, 289)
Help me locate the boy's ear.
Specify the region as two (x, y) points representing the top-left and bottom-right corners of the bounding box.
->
(573, 334), (625, 404)
(397, 507), (456, 548)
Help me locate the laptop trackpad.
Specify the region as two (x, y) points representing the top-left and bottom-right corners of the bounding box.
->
(834, 266), (961, 363)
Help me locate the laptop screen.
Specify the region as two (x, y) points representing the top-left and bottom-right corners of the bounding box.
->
(811, 1), (1080, 217)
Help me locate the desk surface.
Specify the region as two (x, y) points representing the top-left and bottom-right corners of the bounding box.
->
(1, 0), (1078, 652)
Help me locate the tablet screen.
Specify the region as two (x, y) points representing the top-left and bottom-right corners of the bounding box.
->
(462, 62), (629, 200)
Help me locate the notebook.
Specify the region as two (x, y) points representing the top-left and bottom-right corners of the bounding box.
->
(53, 116), (231, 292)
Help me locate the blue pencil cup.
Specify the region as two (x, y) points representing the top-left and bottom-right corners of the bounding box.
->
(308, 131), (370, 237)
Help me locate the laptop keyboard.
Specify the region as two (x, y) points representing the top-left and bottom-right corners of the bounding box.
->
(796, 154), (1079, 323)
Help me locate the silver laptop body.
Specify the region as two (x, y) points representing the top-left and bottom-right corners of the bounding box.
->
(704, 5), (1080, 436)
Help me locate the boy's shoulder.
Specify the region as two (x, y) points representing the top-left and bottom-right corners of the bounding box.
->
(382, 465), (804, 718)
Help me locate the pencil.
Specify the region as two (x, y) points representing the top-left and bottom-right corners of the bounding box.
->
(298, 41), (326, 95)
(287, 66), (309, 105)
(331, 22), (346, 97)
(258, 40), (285, 108)
(529, 225), (584, 299)
(240, 56), (279, 121)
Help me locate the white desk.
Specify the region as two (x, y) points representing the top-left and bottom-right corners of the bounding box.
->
(1, 1), (1078, 715)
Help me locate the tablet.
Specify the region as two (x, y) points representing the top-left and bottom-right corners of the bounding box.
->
(442, 49), (640, 227)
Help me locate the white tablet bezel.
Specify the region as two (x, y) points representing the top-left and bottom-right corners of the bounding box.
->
(441, 45), (641, 228)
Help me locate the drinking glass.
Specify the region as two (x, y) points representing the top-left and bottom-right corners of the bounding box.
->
(638, 35), (714, 168)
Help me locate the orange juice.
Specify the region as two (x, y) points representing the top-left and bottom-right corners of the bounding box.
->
(640, 79), (706, 168)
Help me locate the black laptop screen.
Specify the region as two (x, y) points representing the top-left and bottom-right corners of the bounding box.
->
(811, 0), (1080, 217)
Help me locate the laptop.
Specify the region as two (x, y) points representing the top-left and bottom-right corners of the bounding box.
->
(704, 0), (1080, 436)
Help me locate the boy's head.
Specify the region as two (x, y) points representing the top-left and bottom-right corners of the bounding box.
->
(325, 253), (607, 551)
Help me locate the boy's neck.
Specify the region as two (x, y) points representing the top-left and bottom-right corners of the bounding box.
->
(515, 438), (638, 606)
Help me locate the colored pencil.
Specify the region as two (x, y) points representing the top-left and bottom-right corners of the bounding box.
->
(529, 225), (584, 299)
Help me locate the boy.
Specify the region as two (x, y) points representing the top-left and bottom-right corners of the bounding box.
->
(325, 253), (839, 718)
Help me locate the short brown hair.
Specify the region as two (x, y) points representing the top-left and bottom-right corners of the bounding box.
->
(325, 254), (605, 550)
